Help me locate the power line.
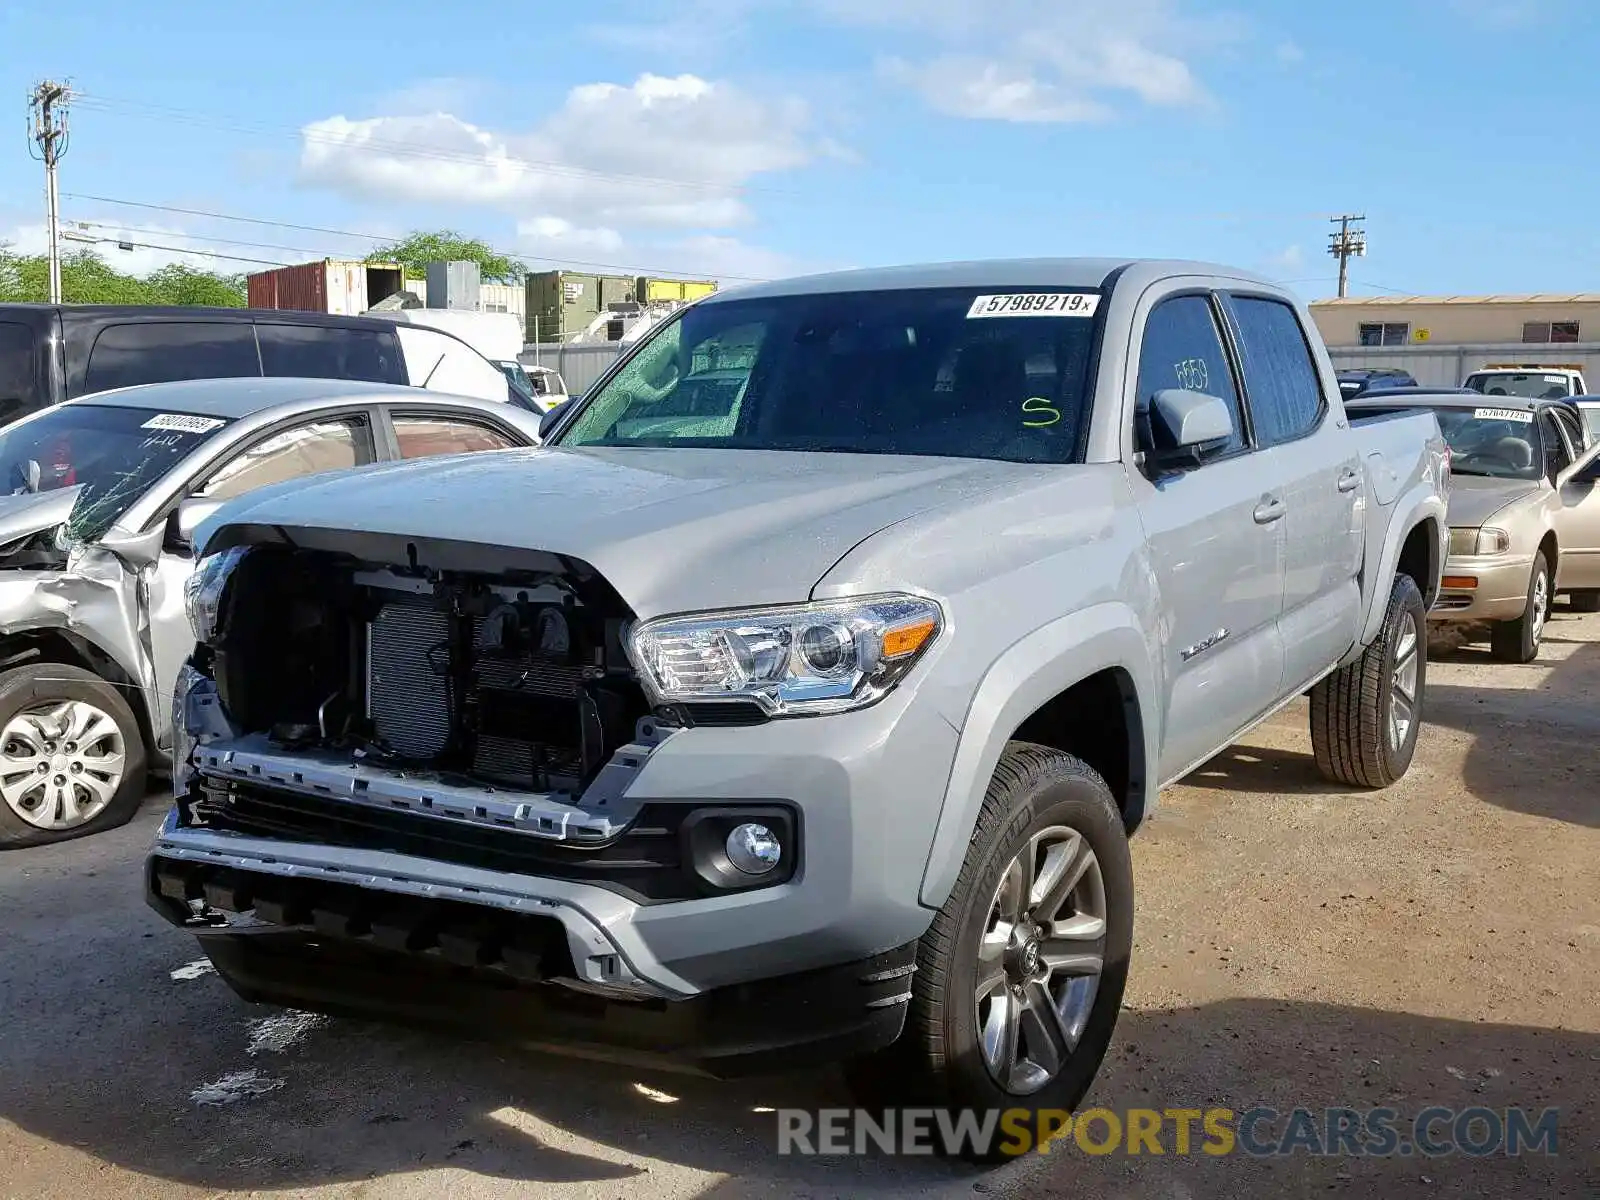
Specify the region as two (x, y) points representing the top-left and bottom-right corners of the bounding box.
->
(65, 218), (336, 259)
(61, 191), (773, 281)
(59, 231), (292, 266)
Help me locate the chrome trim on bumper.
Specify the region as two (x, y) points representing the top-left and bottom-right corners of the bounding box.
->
(149, 811), (696, 1000)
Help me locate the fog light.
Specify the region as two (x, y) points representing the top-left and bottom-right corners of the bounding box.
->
(726, 823), (782, 875)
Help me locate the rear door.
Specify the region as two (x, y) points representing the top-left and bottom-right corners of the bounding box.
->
(1125, 289), (1287, 781)
(1222, 293), (1363, 692)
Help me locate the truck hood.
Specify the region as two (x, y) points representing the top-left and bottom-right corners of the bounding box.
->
(203, 446), (1037, 617)
(1445, 475), (1543, 528)
(0, 487), (80, 554)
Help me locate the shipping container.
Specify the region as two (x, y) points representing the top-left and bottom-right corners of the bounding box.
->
(246, 260), (406, 315)
(636, 276), (717, 304)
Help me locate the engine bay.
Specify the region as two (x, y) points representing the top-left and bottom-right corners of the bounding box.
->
(205, 541), (652, 798)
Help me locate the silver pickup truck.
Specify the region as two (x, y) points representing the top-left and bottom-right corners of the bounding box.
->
(147, 259), (1447, 1150)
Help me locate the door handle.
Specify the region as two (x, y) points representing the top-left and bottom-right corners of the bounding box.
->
(1337, 468), (1361, 493)
(1252, 497), (1286, 524)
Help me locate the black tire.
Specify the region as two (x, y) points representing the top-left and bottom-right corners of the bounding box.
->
(1490, 553), (1549, 663)
(1566, 589), (1600, 613)
(0, 662), (148, 849)
(1310, 573), (1426, 789)
(845, 743), (1133, 1162)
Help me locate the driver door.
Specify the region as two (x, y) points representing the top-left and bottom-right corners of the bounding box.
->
(1553, 436), (1600, 590)
(143, 414), (376, 747)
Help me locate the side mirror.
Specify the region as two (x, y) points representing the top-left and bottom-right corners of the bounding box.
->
(1147, 388), (1236, 455)
(170, 497), (225, 552)
(538, 398), (571, 440)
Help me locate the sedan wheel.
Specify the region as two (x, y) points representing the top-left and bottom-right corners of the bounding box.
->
(0, 699), (128, 831)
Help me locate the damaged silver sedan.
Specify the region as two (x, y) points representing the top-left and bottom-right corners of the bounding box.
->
(0, 377), (543, 847)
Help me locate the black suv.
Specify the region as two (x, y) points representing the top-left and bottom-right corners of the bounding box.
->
(0, 305), (490, 428)
(1336, 367), (1419, 399)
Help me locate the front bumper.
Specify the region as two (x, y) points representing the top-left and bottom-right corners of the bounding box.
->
(148, 667), (960, 1011)
(1429, 553), (1534, 622)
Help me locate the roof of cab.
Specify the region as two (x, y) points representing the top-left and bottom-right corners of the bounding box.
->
(61, 376), (443, 419)
(705, 258), (1281, 303)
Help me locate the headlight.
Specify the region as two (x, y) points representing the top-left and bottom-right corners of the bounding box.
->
(628, 593), (944, 716)
(1448, 527), (1511, 556)
(185, 545), (254, 642)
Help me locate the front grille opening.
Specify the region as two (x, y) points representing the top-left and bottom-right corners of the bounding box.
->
(208, 539), (653, 800)
(190, 780), (703, 902)
(153, 860), (578, 983)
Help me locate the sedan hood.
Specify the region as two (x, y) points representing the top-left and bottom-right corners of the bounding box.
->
(203, 446), (1037, 617)
(1446, 475), (1543, 528)
(0, 486), (80, 549)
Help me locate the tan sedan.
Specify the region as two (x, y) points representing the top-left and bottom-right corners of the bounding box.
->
(1346, 393), (1600, 661)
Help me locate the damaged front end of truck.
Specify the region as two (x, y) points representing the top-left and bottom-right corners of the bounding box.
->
(147, 520), (825, 1033)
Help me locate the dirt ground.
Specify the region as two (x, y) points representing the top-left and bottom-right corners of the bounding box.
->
(1, 608), (1595, 1199)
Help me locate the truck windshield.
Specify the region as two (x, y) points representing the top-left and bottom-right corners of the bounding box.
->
(0, 404), (232, 542)
(1464, 372), (1573, 399)
(554, 287), (1103, 464)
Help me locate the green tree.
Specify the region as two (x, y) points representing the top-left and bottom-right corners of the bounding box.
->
(366, 230), (525, 283)
(0, 244), (245, 305)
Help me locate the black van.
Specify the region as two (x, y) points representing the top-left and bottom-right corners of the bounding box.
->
(0, 304), (521, 427)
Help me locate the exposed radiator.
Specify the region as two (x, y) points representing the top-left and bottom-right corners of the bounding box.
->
(366, 600), (588, 782)
(367, 604), (452, 759)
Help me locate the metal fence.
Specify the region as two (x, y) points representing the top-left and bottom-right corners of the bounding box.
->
(1326, 343), (1600, 389)
(517, 343), (625, 393)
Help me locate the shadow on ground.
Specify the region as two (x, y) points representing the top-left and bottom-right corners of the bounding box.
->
(0, 812), (1593, 1200)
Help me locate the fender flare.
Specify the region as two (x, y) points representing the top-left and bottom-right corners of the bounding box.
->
(917, 601), (1159, 909)
(1353, 487), (1446, 655)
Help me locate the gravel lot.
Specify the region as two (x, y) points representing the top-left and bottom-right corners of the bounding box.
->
(2, 609), (1596, 1199)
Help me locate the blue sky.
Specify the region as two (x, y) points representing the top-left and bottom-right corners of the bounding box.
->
(1, 0), (1596, 298)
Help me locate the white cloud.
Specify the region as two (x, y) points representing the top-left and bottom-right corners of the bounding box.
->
(514, 216), (626, 256)
(584, 0), (760, 61)
(299, 72), (819, 233)
(810, 0), (1225, 122)
(1265, 244), (1305, 273)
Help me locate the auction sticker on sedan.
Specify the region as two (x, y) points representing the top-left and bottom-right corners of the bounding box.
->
(1472, 407), (1535, 423)
(967, 293), (1101, 318)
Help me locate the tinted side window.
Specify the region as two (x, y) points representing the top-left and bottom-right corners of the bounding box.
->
(1538, 410), (1573, 476)
(85, 322), (259, 394)
(258, 324), (405, 385)
(0, 322), (39, 425)
(196, 418), (370, 501)
(1135, 296), (1245, 457)
(392, 415), (520, 460)
(1229, 297), (1325, 447)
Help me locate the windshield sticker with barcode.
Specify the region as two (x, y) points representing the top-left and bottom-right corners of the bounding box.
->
(1473, 407), (1534, 423)
(141, 413), (226, 434)
(967, 293), (1100, 319)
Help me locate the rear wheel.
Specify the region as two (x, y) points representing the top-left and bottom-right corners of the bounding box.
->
(1490, 553), (1549, 663)
(846, 744), (1133, 1161)
(1310, 573), (1426, 788)
(0, 663), (148, 848)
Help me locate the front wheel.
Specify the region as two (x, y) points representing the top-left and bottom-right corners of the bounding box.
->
(1490, 552), (1549, 663)
(1310, 572), (1427, 788)
(0, 663), (148, 848)
(846, 744), (1133, 1161)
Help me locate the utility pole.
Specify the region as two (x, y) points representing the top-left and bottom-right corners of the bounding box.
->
(1327, 213), (1366, 298)
(28, 80), (74, 304)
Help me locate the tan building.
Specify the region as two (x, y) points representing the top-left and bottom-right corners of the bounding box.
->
(1309, 294), (1600, 348)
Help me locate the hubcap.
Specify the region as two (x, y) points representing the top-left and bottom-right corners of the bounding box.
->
(0, 700), (126, 831)
(975, 826), (1107, 1096)
(1389, 619), (1419, 751)
(1531, 571), (1548, 645)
